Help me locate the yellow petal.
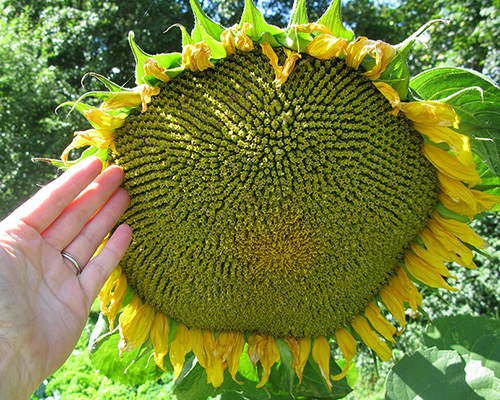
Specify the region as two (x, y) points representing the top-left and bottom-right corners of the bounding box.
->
(118, 295), (154, 356)
(235, 22), (254, 52)
(277, 49), (301, 86)
(351, 315), (392, 361)
(182, 41), (214, 72)
(363, 302), (396, 343)
(345, 36), (396, 80)
(404, 252), (459, 292)
(400, 101), (460, 128)
(100, 92), (142, 111)
(261, 42), (281, 80)
(293, 23), (332, 35)
(471, 189), (500, 212)
(438, 172), (477, 216)
(373, 81), (401, 115)
(247, 333), (280, 388)
(221, 26), (236, 55)
(388, 267), (421, 313)
(305, 34), (348, 59)
(379, 285), (407, 330)
(203, 331), (226, 388)
(144, 58), (171, 82)
(170, 323), (193, 379)
(84, 109), (126, 130)
(151, 312), (170, 371)
(432, 210), (488, 248)
(426, 219), (477, 269)
(312, 336), (332, 391)
(410, 242), (457, 279)
(190, 327), (207, 368)
(423, 144), (481, 187)
(285, 337), (311, 384)
(227, 332), (245, 384)
(140, 84), (161, 113)
(332, 328), (356, 381)
(61, 129), (114, 164)
(98, 265), (127, 331)
(414, 124), (475, 169)
(438, 191), (473, 220)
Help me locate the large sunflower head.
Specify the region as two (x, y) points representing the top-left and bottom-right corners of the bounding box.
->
(55, 0), (500, 396)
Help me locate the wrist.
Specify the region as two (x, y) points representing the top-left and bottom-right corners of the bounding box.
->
(0, 339), (40, 400)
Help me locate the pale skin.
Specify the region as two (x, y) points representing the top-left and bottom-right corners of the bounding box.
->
(0, 157), (132, 400)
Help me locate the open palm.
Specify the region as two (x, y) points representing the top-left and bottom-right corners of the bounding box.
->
(0, 157), (132, 399)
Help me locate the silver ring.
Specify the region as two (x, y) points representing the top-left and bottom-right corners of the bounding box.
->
(61, 251), (83, 276)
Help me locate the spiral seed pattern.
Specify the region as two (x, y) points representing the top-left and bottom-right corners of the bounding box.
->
(112, 48), (438, 337)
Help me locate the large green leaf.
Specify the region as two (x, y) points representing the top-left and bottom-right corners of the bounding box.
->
(424, 315), (500, 379)
(410, 67), (500, 178)
(385, 348), (500, 400)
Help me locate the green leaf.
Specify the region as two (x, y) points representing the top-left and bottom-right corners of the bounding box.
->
(239, 0), (283, 41)
(129, 31), (152, 85)
(316, 0), (354, 41)
(89, 329), (165, 385)
(385, 348), (500, 400)
(424, 315), (500, 380)
(190, 0), (225, 43)
(410, 67), (500, 178)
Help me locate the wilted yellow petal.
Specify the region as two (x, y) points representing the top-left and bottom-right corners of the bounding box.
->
(84, 108), (126, 130)
(293, 23), (332, 34)
(432, 210), (488, 248)
(151, 312), (170, 371)
(236, 22), (254, 52)
(140, 84), (161, 113)
(410, 242), (457, 279)
(306, 34), (348, 60)
(423, 144), (481, 187)
(345, 37), (396, 80)
(351, 315), (392, 361)
(182, 41), (214, 72)
(118, 295), (154, 356)
(101, 92), (142, 111)
(471, 189), (500, 212)
(98, 265), (127, 331)
(400, 101), (460, 128)
(221, 26), (236, 55)
(170, 323), (193, 379)
(438, 172), (477, 216)
(285, 337), (311, 384)
(312, 336), (332, 390)
(144, 58), (171, 82)
(405, 252), (459, 292)
(247, 333), (280, 388)
(379, 285), (407, 330)
(332, 328), (356, 381)
(426, 219), (477, 269)
(261, 42), (281, 79)
(61, 129), (115, 164)
(388, 267), (421, 313)
(227, 332), (245, 384)
(204, 331), (226, 388)
(363, 302), (396, 343)
(373, 81), (401, 115)
(191, 327), (207, 368)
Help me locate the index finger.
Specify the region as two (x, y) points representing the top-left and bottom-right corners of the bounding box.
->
(9, 157), (104, 233)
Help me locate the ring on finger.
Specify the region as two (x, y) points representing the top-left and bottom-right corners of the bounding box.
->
(61, 251), (83, 276)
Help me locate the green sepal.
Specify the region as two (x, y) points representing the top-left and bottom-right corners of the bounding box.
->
(142, 52), (184, 86)
(288, 0), (308, 27)
(168, 23), (194, 47)
(122, 283), (136, 308)
(239, 0), (284, 41)
(168, 318), (179, 344)
(316, 0), (354, 41)
(257, 31), (284, 47)
(197, 20), (227, 60)
(464, 242), (491, 258)
(410, 67), (500, 180)
(284, 28), (313, 52)
(87, 312), (117, 356)
(82, 72), (131, 93)
(190, 0), (225, 43)
(377, 50), (411, 101)
(435, 201), (471, 223)
(335, 359), (359, 388)
(34, 146), (109, 170)
(129, 31), (152, 85)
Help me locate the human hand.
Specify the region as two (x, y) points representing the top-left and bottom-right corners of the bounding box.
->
(0, 157), (132, 400)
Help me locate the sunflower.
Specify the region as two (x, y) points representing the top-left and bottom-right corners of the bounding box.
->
(56, 0), (500, 395)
